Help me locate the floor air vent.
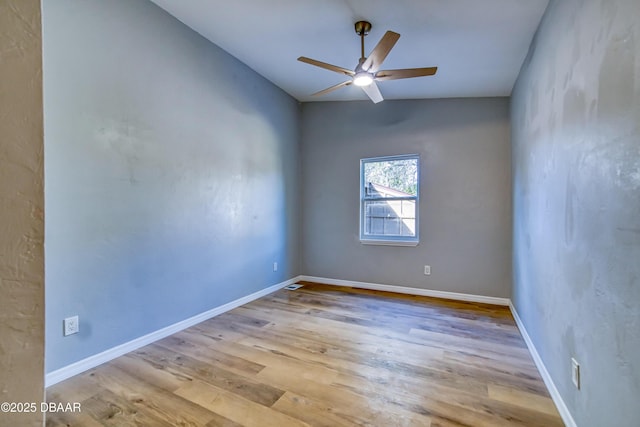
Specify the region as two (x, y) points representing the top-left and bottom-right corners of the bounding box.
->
(284, 284), (303, 290)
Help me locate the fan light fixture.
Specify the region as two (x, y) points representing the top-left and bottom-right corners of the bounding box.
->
(353, 72), (373, 87)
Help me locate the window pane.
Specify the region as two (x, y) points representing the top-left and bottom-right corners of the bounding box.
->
(360, 154), (419, 244)
(363, 199), (416, 237)
(364, 158), (418, 196)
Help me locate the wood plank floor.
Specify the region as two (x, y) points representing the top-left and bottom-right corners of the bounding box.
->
(46, 283), (563, 426)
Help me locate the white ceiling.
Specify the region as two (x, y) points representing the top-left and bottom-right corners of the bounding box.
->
(150, 0), (549, 102)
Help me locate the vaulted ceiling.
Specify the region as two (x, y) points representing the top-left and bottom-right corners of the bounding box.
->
(150, 0), (549, 102)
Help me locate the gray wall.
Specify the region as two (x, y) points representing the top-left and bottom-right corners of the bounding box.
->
(511, 0), (640, 425)
(0, 0), (45, 425)
(43, 0), (301, 372)
(301, 99), (512, 297)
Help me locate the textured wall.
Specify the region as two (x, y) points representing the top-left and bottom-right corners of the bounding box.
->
(511, 0), (640, 425)
(301, 98), (512, 297)
(43, 0), (300, 372)
(0, 0), (45, 425)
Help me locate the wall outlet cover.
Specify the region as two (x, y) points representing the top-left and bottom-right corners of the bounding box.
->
(571, 357), (580, 389)
(63, 316), (79, 336)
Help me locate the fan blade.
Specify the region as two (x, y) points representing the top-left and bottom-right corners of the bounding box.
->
(361, 81), (384, 104)
(375, 67), (438, 81)
(311, 80), (352, 97)
(361, 31), (400, 73)
(298, 57), (355, 76)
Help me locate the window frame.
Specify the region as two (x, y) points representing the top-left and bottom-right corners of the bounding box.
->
(359, 154), (420, 246)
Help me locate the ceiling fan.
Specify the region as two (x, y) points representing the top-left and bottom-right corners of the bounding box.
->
(298, 21), (438, 103)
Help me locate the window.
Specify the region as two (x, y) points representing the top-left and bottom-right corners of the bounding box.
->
(360, 154), (419, 246)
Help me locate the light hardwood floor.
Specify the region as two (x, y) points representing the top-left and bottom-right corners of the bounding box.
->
(46, 282), (563, 426)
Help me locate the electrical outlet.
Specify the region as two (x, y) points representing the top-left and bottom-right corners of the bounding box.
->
(63, 316), (79, 336)
(424, 265), (431, 275)
(571, 358), (580, 389)
(273, 262), (278, 272)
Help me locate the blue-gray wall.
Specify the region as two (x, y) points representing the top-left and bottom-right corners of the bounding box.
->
(43, 0), (301, 372)
(511, 0), (640, 425)
(301, 99), (512, 298)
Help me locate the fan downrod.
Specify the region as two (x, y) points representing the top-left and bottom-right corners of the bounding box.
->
(354, 21), (371, 60)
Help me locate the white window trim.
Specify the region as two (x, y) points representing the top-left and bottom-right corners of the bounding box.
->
(359, 154), (420, 246)
(360, 239), (419, 247)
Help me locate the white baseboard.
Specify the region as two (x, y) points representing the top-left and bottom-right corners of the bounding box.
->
(509, 303), (577, 427)
(299, 275), (511, 306)
(45, 276), (302, 387)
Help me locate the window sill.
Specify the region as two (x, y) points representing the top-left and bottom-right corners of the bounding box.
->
(360, 239), (419, 247)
